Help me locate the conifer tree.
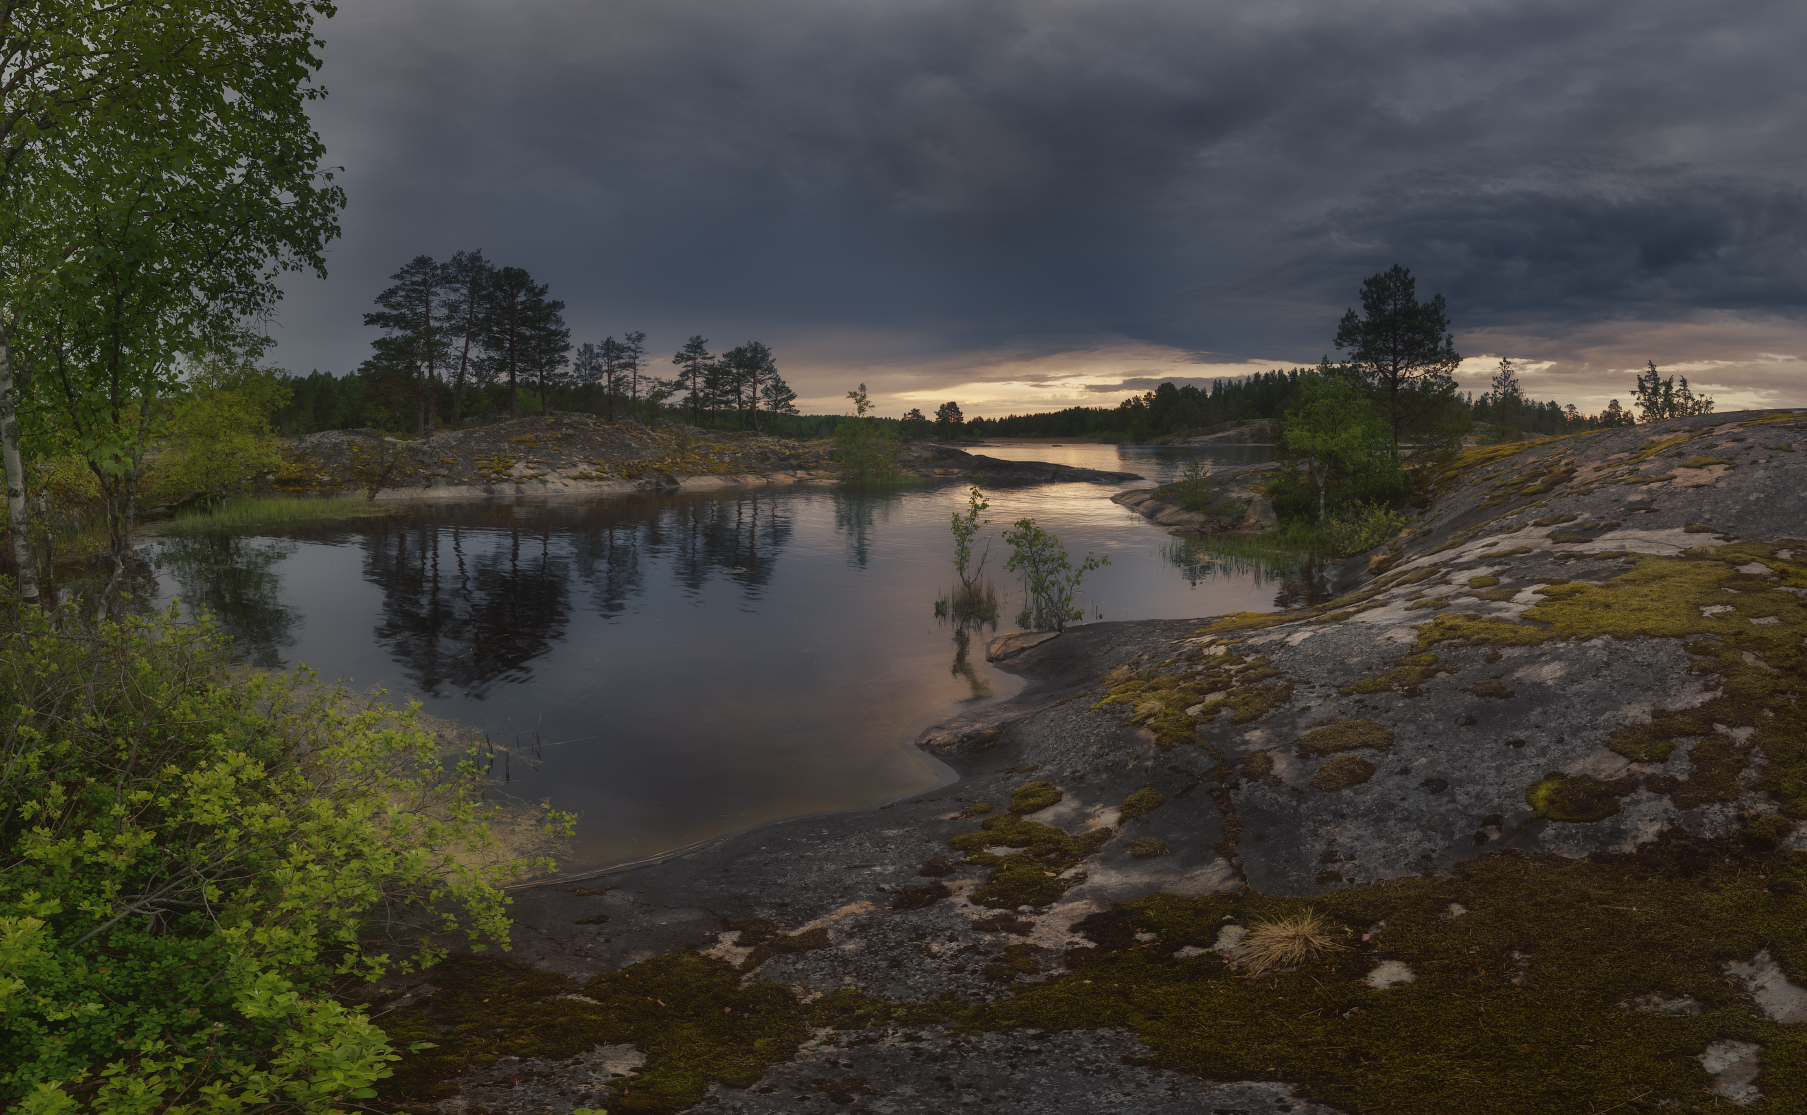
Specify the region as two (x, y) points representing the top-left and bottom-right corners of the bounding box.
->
(621, 331), (649, 416)
(442, 250), (494, 423)
(1333, 265), (1462, 454)
(671, 336), (713, 425)
(364, 255), (446, 436)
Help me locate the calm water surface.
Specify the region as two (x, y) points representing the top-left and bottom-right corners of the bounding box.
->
(144, 441), (1315, 869)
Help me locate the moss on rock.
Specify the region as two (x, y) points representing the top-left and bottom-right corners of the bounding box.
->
(1119, 786), (1167, 821)
(1310, 754), (1376, 791)
(1296, 718), (1395, 756)
(1010, 780), (1063, 814)
(376, 951), (811, 1114)
(1524, 773), (1631, 822)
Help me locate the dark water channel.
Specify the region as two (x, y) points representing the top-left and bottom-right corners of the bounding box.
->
(142, 442), (1325, 869)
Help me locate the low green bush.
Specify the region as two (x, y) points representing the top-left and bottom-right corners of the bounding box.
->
(0, 597), (568, 1113)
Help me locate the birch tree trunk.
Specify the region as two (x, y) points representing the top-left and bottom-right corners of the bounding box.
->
(0, 328), (41, 604)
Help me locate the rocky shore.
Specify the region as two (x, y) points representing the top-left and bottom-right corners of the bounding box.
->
(1111, 464), (1281, 534)
(272, 416), (1138, 501)
(367, 409), (1807, 1114)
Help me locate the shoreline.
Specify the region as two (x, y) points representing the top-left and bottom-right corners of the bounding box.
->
(364, 407), (1807, 1115)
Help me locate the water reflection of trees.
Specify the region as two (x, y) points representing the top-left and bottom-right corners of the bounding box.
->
(151, 534), (299, 667)
(832, 488), (903, 569)
(1162, 537), (1333, 609)
(366, 521), (574, 697)
(361, 492), (796, 695)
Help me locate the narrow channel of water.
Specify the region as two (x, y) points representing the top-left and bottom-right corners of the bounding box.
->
(140, 441), (1319, 869)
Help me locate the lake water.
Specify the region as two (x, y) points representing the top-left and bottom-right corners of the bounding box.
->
(142, 441), (1318, 870)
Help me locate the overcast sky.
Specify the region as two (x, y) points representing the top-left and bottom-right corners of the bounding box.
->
(270, 0), (1807, 417)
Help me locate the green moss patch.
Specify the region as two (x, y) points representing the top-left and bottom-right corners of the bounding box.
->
(1128, 837), (1169, 858)
(1010, 780), (1062, 814)
(1096, 651), (1296, 749)
(958, 801), (994, 818)
(1524, 773), (1632, 822)
(1241, 749), (1276, 783)
(1465, 585), (1523, 602)
(727, 917), (833, 972)
(891, 882), (952, 910)
(1608, 709), (1711, 763)
(1472, 677), (1516, 699)
(966, 843), (1807, 1114)
(983, 943), (1045, 983)
(1414, 612), (1552, 651)
(1296, 718), (1395, 756)
(1310, 754), (1376, 791)
(1548, 530), (1592, 543)
(950, 813), (1113, 909)
(375, 951), (810, 1113)
(1468, 574), (1500, 588)
(1119, 786), (1167, 821)
(1627, 433), (1694, 464)
(1339, 653), (1458, 697)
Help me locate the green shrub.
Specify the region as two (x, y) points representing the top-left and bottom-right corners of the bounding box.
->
(834, 419), (902, 481)
(1265, 501), (1410, 558)
(0, 598), (568, 1112)
(1003, 518), (1108, 632)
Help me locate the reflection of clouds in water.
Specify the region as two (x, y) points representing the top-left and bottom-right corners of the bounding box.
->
(152, 533), (300, 668)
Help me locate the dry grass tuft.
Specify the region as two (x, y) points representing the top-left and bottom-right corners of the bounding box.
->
(1236, 909), (1349, 974)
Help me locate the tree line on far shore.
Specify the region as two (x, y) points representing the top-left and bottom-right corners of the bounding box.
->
(300, 252), (803, 436)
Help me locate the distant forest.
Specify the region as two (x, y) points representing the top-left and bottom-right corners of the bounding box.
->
(275, 365), (1619, 444)
(286, 253), (1659, 445)
(957, 370), (1622, 442)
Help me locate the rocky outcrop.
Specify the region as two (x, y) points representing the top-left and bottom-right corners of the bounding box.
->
(1112, 464), (1279, 533)
(372, 409), (1807, 1115)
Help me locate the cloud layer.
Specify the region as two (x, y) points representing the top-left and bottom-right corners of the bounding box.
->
(271, 0), (1807, 413)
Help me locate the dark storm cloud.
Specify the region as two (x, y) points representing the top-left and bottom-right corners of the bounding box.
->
(275, 0), (1807, 394)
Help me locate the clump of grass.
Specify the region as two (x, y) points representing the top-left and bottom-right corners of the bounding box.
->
(163, 494), (395, 532)
(1236, 910), (1349, 975)
(936, 577), (999, 623)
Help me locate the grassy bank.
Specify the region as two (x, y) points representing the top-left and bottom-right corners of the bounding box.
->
(162, 493), (400, 532)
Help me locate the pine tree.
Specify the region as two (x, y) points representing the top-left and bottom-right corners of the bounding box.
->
(935, 401), (964, 435)
(671, 336), (713, 425)
(597, 335), (627, 419)
(519, 292), (570, 415)
(1488, 356), (1523, 440)
(621, 331), (648, 416)
(760, 373), (799, 418)
(364, 255), (447, 437)
(483, 267), (546, 419)
(1332, 265), (1462, 454)
(441, 250), (494, 424)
